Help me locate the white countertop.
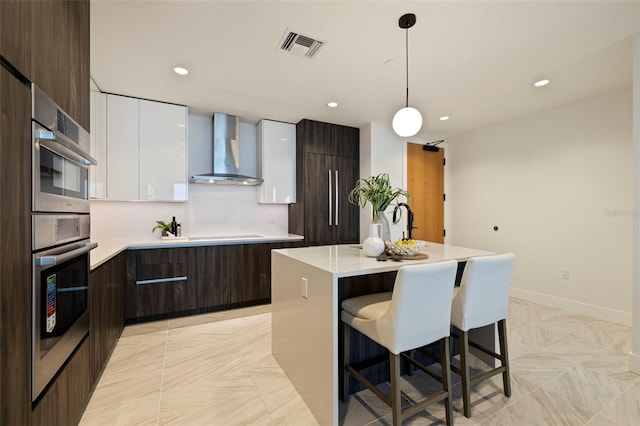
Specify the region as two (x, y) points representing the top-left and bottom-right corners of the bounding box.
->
(272, 243), (494, 278)
(90, 233), (303, 270)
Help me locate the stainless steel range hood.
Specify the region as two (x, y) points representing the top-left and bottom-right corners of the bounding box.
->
(190, 113), (263, 185)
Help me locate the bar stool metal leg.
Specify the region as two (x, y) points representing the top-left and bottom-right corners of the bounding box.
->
(459, 329), (472, 418)
(498, 319), (511, 397)
(390, 353), (402, 426)
(440, 336), (453, 426)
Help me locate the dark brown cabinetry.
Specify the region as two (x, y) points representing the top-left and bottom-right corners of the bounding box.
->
(127, 248), (189, 320)
(0, 62), (32, 426)
(1, 0), (90, 130)
(32, 338), (91, 426)
(89, 252), (127, 385)
(128, 242), (304, 322)
(186, 245), (231, 310)
(0, 0), (32, 78)
(31, 0), (90, 130)
(290, 119), (360, 244)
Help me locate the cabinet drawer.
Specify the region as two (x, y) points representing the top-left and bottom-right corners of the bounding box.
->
(130, 279), (188, 318)
(135, 248), (187, 281)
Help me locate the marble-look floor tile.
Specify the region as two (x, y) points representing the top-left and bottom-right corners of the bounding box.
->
(581, 346), (640, 384)
(463, 372), (539, 417)
(80, 391), (161, 426)
(81, 298), (639, 426)
(538, 312), (596, 335)
(508, 323), (568, 350)
(120, 320), (168, 337)
(268, 393), (319, 426)
(587, 381), (640, 425)
(490, 387), (596, 425)
(563, 321), (631, 350)
(509, 352), (572, 387)
(159, 385), (272, 426)
(543, 365), (633, 414)
(340, 391), (393, 426)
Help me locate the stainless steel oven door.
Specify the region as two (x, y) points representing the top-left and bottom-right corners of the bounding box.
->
(33, 122), (93, 213)
(32, 240), (96, 400)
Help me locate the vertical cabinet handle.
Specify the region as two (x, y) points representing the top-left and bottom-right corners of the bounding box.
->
(328, 170), (333, 226)
(335, 170), (339, 226)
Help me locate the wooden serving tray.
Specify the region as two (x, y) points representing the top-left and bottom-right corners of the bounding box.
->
(400, 253), (429, 260)
(377, 252), (429, 261)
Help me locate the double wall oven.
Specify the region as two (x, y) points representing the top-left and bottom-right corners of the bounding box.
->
(31, 85), (97, 400)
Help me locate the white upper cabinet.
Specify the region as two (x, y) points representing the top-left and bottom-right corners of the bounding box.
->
(99, 94), (188, 201)
(106, 94), (139, 200)
(138, 100), (187, 201)
(89, 90), (107, 199)
(257, 119), (296, 204)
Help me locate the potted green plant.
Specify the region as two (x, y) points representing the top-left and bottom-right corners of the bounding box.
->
(348, 173), (409, 241)
(152, 220), (172, 236)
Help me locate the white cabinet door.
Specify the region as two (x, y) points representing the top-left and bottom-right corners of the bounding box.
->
(257, 120), (296, 204)
(89, 91), (107, 198)
(138, 100), (187, 201)
(106, 94), (139, 200)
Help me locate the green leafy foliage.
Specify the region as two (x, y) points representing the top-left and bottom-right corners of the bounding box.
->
(152, 220), (172, 233)
(348, 173), (409, 221)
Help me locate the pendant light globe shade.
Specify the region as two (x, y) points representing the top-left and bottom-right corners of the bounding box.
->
(392, 106), (423, 137)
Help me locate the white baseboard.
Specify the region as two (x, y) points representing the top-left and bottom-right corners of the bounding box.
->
(510, 287), (632, 326)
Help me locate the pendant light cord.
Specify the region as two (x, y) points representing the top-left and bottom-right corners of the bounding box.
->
(405, 26), (409, 108)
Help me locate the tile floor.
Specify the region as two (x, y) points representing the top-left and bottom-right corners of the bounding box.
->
(80, 298), (639, 426)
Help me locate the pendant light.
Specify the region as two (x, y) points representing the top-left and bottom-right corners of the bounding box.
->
(392, 13), (423, 138)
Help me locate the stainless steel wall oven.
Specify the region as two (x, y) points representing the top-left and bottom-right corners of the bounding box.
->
(31, 85), (96, 400)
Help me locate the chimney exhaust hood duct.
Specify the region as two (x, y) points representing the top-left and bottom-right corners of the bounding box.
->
(190, 113), (263, 185)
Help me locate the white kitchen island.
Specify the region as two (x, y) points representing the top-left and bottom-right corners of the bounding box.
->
(271, 243), (495, 426)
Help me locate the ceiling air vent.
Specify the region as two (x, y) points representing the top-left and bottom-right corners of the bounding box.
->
(279, 29), (324, 58)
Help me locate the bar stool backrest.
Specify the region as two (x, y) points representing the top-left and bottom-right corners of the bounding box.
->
(451, 253), (515, 331)
(381, 260), (457, 354)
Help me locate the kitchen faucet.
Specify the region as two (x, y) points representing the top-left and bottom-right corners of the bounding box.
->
(392, 203), (417, 240)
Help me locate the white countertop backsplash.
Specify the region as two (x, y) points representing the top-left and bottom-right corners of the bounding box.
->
(89, 184), (298, 269)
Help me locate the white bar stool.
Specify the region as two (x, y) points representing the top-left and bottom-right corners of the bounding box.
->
(450, 253), (515, 418)
(341, 261), (458, 426)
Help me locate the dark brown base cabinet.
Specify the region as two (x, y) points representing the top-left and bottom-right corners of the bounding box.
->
(32, 338), (91, 426)
(127, 242), (304, 322)
(89, 252), (127, 386)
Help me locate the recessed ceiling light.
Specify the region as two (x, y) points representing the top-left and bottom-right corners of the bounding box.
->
(439, 116), (450, 121)
(328, 102), (338, 108)
(534, 79), (550, 87)
(174, 67), (189, 76)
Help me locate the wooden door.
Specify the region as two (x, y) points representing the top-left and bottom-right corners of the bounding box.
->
(407, 143), (445, 243)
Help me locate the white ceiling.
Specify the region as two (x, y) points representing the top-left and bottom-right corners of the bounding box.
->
(90, 0), (640, 139)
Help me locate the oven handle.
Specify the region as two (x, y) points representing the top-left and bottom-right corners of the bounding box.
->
(36, 242), (98, 266)
(35, 128), (97, 166)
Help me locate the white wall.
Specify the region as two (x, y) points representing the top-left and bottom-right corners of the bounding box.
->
(90, 114), (289, 242)
(358, 123), (406, 242)
(447, 88), (633, 324)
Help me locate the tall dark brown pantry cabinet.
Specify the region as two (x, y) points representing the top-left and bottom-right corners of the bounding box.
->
(289, 119), (360, 245)
(0, 61), (32, 426)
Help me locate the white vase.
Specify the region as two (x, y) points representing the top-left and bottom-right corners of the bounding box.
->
(363, 223), (385, 257)
(372, 210), (391, 243)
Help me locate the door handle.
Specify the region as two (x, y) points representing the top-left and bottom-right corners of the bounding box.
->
(36, 242), (98, 266)
(335, 170), (339, 226)
(328, 170), (332, 226)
